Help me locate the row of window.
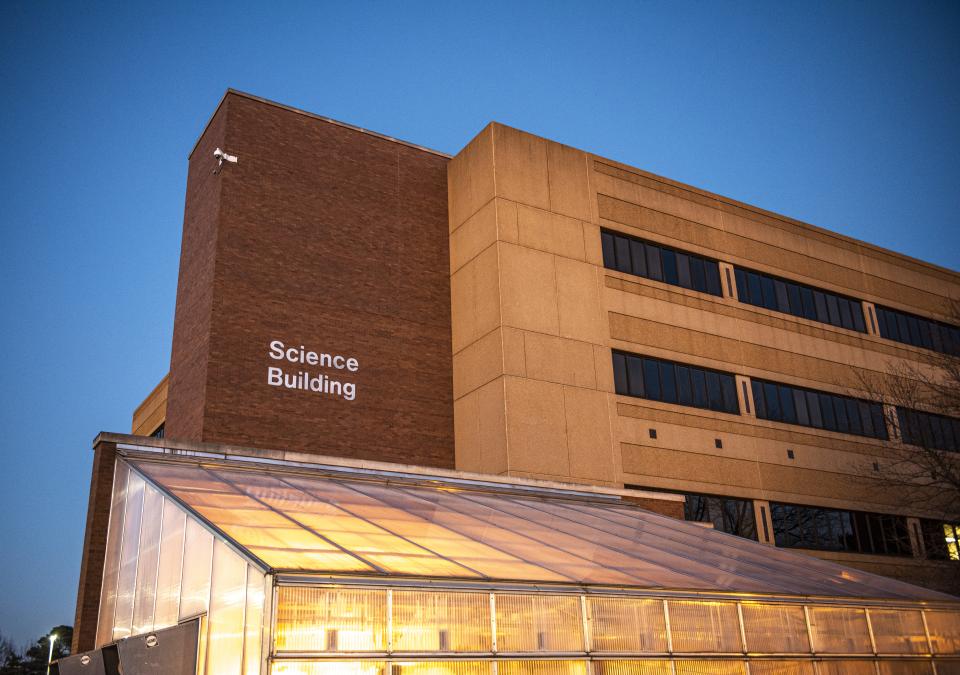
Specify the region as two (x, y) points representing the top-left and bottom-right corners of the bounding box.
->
(751, 379), (888, 440)
(654, 490), (958, 563)
(876, 305), (960, 356)
(770, 503), (911, 556)
(601, 229), (723, 296)
(612, 352), (739, 415)
(897, 407), (960, 453)
(614, 351), (960, 449)
(734, 267), (866, 333)
(601, 229), (959, 356)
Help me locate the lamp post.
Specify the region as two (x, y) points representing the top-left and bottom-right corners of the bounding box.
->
(46, 633), (57, 675)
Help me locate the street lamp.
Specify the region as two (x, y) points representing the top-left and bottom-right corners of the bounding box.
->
(46, 633), (57, 675)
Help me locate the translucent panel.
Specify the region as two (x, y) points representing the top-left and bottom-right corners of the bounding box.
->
(746, 662), (815, 675)
(129, 458), (954, 603)
(113, 471), (145, 640)
(335, 479), (585, 584)
(220, 471), (477, 578)
(740, 603), (810, 653)
(876, 662), (934, 675)
(391, 663), (490, 675)
(96, 462), (129, 647)
(868, 608), (928, 654)
(392, 591), (491, 652)
(179, 516), (214, 620)
(496, 661), (588, 675)
(673, 661), (746, 675)
(270, 662), (387, 675)
(275, 587), (387, 653)
(495, 594), (583, 652)
(243, 565), (266, 675)
(932, 661), (960, 675)
(816, 662), (876, 675)
(926, 610), (960, 654)
(204, 539), (248, 674)
(593, 661), (673, 675)
(132, 483), (164, 635)
(153, 497), (186, 628)
(589, 597), (667, 653)
(809, 607), (872, 654)
(133, 462), (373, 573)
(667, 600), (741, 653)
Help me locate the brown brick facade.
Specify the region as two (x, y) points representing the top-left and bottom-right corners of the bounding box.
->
(71, 439), (116, 653)
(164, 98), (227, 442)
(167, 92), (455, 468)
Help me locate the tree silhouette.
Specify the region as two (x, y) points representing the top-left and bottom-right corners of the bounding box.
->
(0, 626), (72, 675)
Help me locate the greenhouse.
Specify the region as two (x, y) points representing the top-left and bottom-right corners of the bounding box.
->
(68, 442), (960, 674)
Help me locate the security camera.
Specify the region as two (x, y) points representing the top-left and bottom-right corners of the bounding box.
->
(213, 147), (238, 174)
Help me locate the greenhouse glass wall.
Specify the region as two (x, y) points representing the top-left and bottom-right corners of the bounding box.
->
(87, 443), (960, 675)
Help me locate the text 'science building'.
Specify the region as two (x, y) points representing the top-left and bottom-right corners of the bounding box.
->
(66, 91), (960, 675)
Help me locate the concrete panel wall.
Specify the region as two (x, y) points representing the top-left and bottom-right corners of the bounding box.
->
(448, 121), (960, 589)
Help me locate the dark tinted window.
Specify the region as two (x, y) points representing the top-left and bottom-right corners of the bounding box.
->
(919, 521), (959, 561)
(643, 358), (661, 400)
(661, 249), (679, 286)
(876, 305), (960, 356)
(685, 493), (757, 540)
(752, 378), (888, 440)
(771, 503), (911, 556)
(660, 361), (678, 403)
(601, 229), (723, 297)
(612, 352), (628, 394)
(896, 407), (960, 452)
(613, 351), (739, 414)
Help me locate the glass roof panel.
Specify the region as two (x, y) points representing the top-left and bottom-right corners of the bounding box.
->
(128, 457), (955, 601)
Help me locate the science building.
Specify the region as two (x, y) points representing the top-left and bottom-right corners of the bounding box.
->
(61, 91), (960, 674)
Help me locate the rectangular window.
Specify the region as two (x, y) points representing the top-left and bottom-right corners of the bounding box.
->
(751, 378), (887, 440)
(771, 503), (912, 556)
(659, 361), (678, 403)
(643, 358), (661, 401)
(684, 493), (757, 540)
(645, 244), (663, 281)
(896, 407), (960, 452)
(661, 249), (679, 286)
(920, 520), (960, 561)
(676, 366), (693, 406)
(875, 305), (960, 356)
(734, 268), (749, 302)
(732, 265), (867, 333)
(630, 239), (647, 277)
(614, 235), (631, 274)
(612, 351), (739, 415)
(600, 229), (723, 297)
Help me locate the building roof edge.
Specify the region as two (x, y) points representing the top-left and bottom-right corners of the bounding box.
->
(188, 89), (452, 160)
(95, 431), (685, 504)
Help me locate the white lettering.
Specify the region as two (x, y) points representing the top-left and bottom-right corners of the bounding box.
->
(267, 366), (283, 386)
(266, 339), (360, 402)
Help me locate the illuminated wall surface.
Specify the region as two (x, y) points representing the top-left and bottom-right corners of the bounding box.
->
(96, 449), (960, 674)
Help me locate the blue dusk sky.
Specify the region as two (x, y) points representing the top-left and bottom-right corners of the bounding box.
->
(0, 0), (958, 648)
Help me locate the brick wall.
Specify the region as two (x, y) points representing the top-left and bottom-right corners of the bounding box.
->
(71, 440), (116, 653)
(166, 93), (455, 467)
